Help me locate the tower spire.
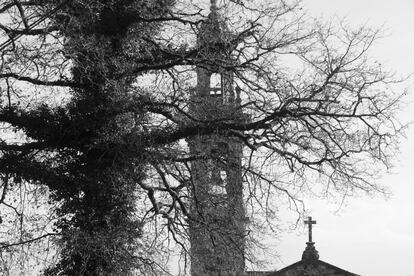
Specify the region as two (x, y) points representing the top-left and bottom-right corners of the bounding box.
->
(210, 0), (218, 11)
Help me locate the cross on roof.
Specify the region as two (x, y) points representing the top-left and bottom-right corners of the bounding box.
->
(304, 216), (316, 243)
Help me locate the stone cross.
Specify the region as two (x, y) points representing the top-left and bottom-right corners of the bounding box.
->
(304, 216), (316, 243)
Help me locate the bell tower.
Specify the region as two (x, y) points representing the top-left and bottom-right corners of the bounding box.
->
(187, 1), (247, 275)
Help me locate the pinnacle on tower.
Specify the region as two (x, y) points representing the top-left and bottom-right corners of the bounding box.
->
(211, 0), (218, 11)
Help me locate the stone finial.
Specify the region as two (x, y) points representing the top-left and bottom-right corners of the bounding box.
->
(302, 242), (320, 262)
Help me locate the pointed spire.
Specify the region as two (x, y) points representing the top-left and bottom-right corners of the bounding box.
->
(199, 0), (225, 47)
(211, 0), (218, 11)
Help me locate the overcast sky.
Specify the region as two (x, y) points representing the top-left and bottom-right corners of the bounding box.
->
(271, 1), (414, 276)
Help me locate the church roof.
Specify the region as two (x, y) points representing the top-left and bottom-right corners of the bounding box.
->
(247, 217), (360, 276)
(246, 272), (275, 276)
(270, 259), (360, 276)
(247, 258), (359, 276)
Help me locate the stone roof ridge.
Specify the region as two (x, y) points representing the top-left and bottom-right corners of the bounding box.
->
(317, 259), (361, 276)
(246, 271), (275, 276)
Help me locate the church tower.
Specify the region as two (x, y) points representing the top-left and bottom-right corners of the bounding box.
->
(187, 1), (247, 275)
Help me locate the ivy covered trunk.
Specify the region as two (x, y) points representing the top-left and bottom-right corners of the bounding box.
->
(27, 1), (174, 275)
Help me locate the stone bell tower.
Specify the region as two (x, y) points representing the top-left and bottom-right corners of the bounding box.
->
(187, 1), (247, 275)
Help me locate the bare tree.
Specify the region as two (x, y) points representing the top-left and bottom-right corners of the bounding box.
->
(0, 0), (404, 275)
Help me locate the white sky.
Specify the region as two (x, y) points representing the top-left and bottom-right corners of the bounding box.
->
(271, 1), (414, 276)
